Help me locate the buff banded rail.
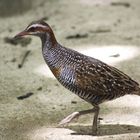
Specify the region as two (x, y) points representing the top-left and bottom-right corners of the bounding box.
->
(14, 20), (140, 135)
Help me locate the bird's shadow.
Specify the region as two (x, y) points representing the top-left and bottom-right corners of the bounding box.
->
(66, 124), (140, 136)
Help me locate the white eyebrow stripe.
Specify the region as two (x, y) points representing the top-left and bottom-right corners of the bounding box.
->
(27, 24), (46, 30)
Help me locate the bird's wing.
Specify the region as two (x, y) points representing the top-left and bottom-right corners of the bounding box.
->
(75, 57), (139, 95)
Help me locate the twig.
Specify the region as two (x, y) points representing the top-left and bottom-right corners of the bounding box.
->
(109, 53), (120, 58)
(18, 50), (31, 68)
(17, 92), (34, 100)
(66, 33), (88, 39)
(111, 2), (130, 8)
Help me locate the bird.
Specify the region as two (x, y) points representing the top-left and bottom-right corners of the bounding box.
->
(14, 20), (140, 135)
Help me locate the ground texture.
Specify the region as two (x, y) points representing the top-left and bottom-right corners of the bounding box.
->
(0, 0), (140, 139)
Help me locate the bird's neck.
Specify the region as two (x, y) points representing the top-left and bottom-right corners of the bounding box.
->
(41, 30), (61, 69)
(40, 30), (57, 49)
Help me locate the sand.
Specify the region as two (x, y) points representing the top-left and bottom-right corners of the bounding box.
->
(0, 0), (140, 139)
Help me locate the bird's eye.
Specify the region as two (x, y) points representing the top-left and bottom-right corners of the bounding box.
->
(28, 27), (36, 32)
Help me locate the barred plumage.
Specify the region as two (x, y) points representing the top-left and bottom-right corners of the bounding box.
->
(43, 45), (139, 105)
(14, 20), (140, 135)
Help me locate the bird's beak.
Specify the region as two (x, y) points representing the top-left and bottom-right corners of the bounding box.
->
(14, 30), (30, 39)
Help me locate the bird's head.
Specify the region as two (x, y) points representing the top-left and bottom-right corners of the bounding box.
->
(14, 20), (52, 39)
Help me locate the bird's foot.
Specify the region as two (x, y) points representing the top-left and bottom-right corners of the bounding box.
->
(59, 112), (80, 126)
(91, 129), (97, 136)
(91, 125), (98, 136)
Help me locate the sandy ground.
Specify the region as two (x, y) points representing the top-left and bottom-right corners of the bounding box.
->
(0, 0), (140, 139)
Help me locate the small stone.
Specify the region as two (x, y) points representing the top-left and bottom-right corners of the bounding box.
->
(109, 53), (120, 57)
(37, 87), (42, 91)
(98, 117), (103, 120)
(11, 58), (16, 62)
(71, 101), (77, 104)
(127, 128), (131, 131)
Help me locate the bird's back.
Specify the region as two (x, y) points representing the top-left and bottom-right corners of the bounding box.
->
(43, 44), (140, 105)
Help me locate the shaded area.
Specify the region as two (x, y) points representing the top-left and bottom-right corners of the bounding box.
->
(68, 124), (140, 136)
(0, 0), (32, 17)
(4, 37), (32, 47)
(28, 127), (140, 140)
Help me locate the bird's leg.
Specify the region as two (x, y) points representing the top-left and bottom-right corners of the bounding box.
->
(59, 107), (99, 127)
(92, 105), (100, 135)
